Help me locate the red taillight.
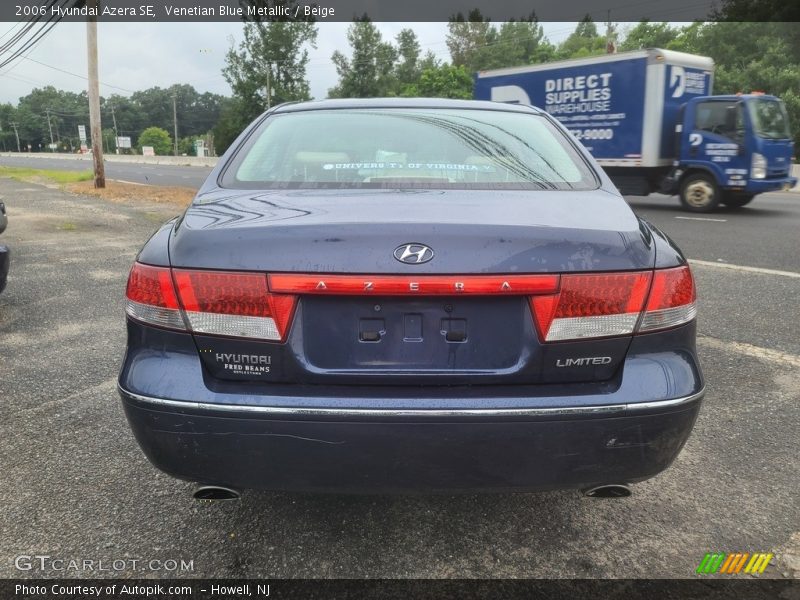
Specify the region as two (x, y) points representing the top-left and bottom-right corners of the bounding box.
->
(530, 266), (696, 342)
(125, 262), (696, 344)
(124, 263), (297, 341)
(172, 269), (296, 341)
(268, 273), (560, 295)
(645, 266), (696, 311)
(531, 272), (652, 341)
(639, 266), (697, 332)
(125, 263), (186, 330)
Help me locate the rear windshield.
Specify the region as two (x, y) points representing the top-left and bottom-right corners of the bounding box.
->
(221, 108), (598, 190)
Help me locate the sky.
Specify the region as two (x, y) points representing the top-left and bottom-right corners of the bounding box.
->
(0, 21), (586, 104)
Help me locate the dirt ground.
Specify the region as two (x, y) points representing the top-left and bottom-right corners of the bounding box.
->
(65, 179), (196, 208)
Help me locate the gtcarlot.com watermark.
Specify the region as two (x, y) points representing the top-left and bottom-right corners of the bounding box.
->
(14, 554), (194, 574)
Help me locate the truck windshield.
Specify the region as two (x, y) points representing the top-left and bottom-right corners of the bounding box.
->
(222, 108), (598, 190)
(748, 98), (792, 140)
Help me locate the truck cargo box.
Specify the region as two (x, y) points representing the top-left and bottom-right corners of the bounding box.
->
(474, 49), (714, 168)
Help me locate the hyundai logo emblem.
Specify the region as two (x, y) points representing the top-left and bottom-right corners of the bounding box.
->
(394, 243), (434, 264)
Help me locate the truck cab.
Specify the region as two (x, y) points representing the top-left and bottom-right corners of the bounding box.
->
(673, 94), (796, 211)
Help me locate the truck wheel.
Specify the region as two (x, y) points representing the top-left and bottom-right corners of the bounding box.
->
(680, 173), (720, 212)
(722, 193), (755, 208)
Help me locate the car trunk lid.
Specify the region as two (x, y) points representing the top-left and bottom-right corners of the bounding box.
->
(169, 188), (655, 385)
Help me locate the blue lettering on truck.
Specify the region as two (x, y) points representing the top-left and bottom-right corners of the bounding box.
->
(474, 58), (647, 159)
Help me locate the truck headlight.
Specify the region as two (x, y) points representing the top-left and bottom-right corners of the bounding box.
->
(751, 153), (767, 179)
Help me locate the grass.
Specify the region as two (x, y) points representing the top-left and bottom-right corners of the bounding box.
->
(0, 166), (93, 184)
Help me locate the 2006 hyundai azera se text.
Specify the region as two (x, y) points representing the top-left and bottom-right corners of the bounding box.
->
(119, 99), (704, 496)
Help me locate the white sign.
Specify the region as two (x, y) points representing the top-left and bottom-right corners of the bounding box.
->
(115, 136), (132, 149)
(141, 146), (155, 157)
(78, 125), (87, 142)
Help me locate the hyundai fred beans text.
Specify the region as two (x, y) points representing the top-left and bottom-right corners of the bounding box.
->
(119, 99), (704, 494)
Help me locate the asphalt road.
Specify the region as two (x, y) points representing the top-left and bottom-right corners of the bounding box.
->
(0, 154), (213, 188)
(0, 177), (798, 579)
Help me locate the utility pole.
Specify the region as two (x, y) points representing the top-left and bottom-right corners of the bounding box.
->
(110, 103), (119, 153)
(110, 103), (118, 137)
(171, 93), (179, 156)
(45, 109), (54, 151)
(605, 10), (616, 54)
(9, 122), (21, 153)
(86, 0), (105, 188)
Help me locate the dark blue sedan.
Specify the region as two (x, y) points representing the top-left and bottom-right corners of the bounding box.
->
(119, 99), (704, 497)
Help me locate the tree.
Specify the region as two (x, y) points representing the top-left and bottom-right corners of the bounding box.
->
(711, 0), (800, 63)
(446, 11), (555, 73)
(446, 9), (496, 73)
(556, 16), (607, 59)
(0, 103), (16, 151)
(393, 29), (422, 91)
(137, 127), (172, 155)
(212, 97), (250, 155)
(492, 17), (555, 67)
(130, 85), (224, 142)
(405, 65), (474, 99)
(223, 20), (317, 125)
(328, 17), (398, 98)
(619, 21), (677, 52)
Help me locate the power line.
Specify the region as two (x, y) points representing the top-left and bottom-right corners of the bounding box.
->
(0, 0), (65, 66)
(20, 56), (135, 93)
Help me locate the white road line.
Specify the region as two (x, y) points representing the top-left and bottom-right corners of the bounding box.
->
(689, 259), (800, 279)
(675, 216), (728, 222)
(698, 336), (800, 368)
(111, 179), (150, 187)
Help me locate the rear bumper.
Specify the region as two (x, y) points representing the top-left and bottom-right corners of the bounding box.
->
(119, 385), (703, 493)
(0, 245), (9, 294)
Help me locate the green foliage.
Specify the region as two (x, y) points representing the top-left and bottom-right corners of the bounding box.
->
(137, 127), (172, 156)
(212, 97), (251, 156)
(130, 85), (224, 142)
(555, 16), (608, 60)
(329, 21), (449, 100)
(446, 10), (554, 73)
(446, 9), (496, 73)
(223, 20), (317, 124)
(618, 21), (678, 52)
(402, 65), (474, 99)
(0, 84), (223, 154)
(0, 166), (92, 184)
(328, 18), (399, 98)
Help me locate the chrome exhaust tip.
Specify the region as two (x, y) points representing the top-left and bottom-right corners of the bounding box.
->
(582, 484), (632, 498)
(193, 485), (241, 501)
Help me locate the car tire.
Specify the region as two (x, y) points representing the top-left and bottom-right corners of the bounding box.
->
(721, 193), (755, 208)
(679, 173), (720, 213)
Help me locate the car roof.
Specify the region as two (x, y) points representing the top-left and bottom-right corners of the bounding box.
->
(272, 98), (543, 115)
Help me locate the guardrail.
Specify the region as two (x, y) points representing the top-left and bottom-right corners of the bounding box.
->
(0, 152), (219, 168)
